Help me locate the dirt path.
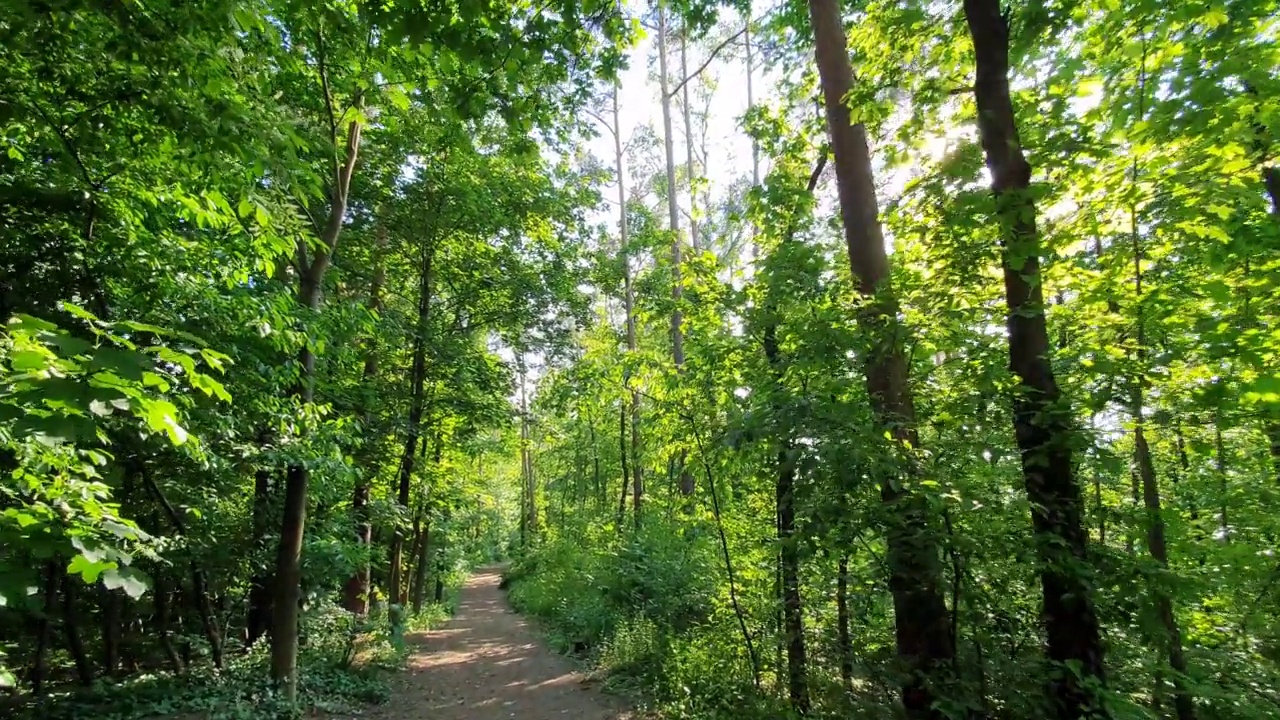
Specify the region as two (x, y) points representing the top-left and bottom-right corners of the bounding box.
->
(371, 566), (631, 720)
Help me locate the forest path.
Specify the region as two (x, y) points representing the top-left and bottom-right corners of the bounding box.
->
(370, 566), (632, 720)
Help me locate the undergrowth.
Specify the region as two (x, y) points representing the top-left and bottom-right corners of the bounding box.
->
(503, 518), (797, 720)
(10, 598), (454, 720)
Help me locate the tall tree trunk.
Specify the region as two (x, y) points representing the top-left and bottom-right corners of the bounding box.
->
(962, 1), (1108, 716)
(246, 460), (274, 647)
(1123, 54), (1195, 713)
(60, 575), (92, 685)
(836, 553), (853, 690)
(657, 2), (692, 499)
(28, 563), (57, 694)
(154, 573), (184, 674)
(1256, 148), (1280, 484)
(271, 98), (363, 701)
(658, 2), (683, 372)
(140, 462), (224, 667)
(612, 84), (643, 522)
(99, 585), (121, 676)
(519, 355), (539, 542)
(680, 27), (698, 254)
(412, 516), (432, 613)
(1215, 415), (1229, 541)
(390, 243), (434, 606)
(759, 153), (825, 713)
(618, 400), (630, 526)
(745, 7), (760, 262)
(776, 442), (809, 713)
(807, 0), (955, 715)
(345, 221), (388, 614)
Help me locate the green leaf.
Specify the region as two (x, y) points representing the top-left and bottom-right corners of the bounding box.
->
(103, 567), (149, 599)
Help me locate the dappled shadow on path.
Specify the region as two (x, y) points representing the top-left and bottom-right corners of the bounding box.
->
(369, 567), (631, 720)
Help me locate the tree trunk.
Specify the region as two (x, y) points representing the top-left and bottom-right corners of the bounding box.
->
(412, 517), (432, 613)
(776, 442), (809, 713)
(391, 243), (434, 604)
(807, 0), (956, 714)
(271, 98), (362, 701)
(28, 563), (57, 694)
(836, 554), (853, 690)
(246, 461), (274, 647)
(100, 585), (121, 676)
(1135, 421), (1195, 720)
(1258, 163), (1280, 484)
(658, 2), (683, 372)
(434, 550), (445, 603)
(140, 462), (224, 667)
(58, 576), (92, 685)
(758, 152), (825, 713)
(680, 27), (698, 253)
(962, 1), (1108, 716)
(611, 85), (644, 521)
(154, 574), (185, 674)
(344, 221), (388, 614)
(745, 7), (760, 262)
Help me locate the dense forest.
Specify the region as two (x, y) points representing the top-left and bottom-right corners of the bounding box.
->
(2, 0), (1279, 718)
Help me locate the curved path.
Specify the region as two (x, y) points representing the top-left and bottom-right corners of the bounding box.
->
(373, 566), (632, 720)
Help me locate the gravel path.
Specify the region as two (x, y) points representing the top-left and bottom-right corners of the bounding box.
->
(372, 566), (631, 720)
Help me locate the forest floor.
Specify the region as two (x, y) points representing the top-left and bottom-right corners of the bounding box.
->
(366, 566), (633, 720)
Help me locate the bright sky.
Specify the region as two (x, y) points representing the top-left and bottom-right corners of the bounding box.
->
(583, 12), (766, 230)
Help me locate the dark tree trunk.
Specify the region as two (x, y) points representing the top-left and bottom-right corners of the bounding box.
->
(246, 462), (274, 647)
(1259, 165), (1280, 483)
(344, 222), (388, 614)
(406, 510), (424, 607)
(434, 552), (445, 603)
(412, 517), (432, 613)
(807, 0), (956, 714)
(140, 463), (224, 667)
(618, 401), (630, 525)
(271, 98), (362, 702)
(154, 574), (185, 674)
(391, 244), (435, 602)
(28, 563), (57, 694)
(100, 585), (121, 676)
(837, 554), (853, 690)
(962, 1), (1109, 716)
(1134, 421), (1195, 720)
(757, 155), (825, 714)
(776, 439), (809, 713)
(62, 575), (93, 685)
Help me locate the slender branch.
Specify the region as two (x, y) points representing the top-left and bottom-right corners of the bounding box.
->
(583, 107), (619, 140)
(315, 25), (340, 182)
(31, 102), (99, 190)
(665, 27), (747, 100)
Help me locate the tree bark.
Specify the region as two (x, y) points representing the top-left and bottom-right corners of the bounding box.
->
(140, 462), (224, 667)
(836, 554), (853, 690)
(154, 574), (184, 674)
(806, 0), (955, 715)
(611, 84), (644, 522)
(28, 563), (57, 694)
(412, 516), (432, 613)
(390, 242), (435, 605)
(246, 460), (274, 647)
(680, 26), (699, 253)
(99, 585), (121, 676)
(272, 107), (362, 699)
(962, 1), (1108, 716)
(344, 222), (388, 614)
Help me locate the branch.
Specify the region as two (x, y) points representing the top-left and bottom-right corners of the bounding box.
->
(582, 107), (618, 140)
(315, 25), (340, 182)
(31, 102), (99, 190)
(665, 27), (747, 100)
